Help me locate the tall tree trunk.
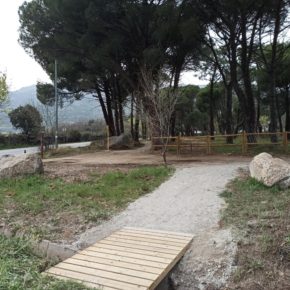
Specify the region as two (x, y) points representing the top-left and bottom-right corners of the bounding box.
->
(130, 94), (134, 139)
(268, 0), (282, 141)
(209, 69), (216, 139)
(285, 86), (290, 138)
(225, 84), (233, 144)
(110, 84), (120, 136)
(118, 101), (124, 134)
(96, 87), (115, 136)
(134, 113), (140, 142)
(256, 96), (262, 133)
(114, 103), (121, 136)
(275, 93), (283, 132)
(103, 80), (116, 136)
(269, 71), (278, 141)
(142, 120), (147, 139)
(240, 13), (258, 142)
(170, 62), (182, 136)
(116, 78), (124, 134)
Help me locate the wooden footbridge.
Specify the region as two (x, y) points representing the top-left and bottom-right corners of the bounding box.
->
(45, 227), (194, 290)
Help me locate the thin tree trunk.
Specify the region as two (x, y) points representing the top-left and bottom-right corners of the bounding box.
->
(269, 72), (278, 141)
(118, 101), (124, 134)
(130, 94), (134, 139)
(276, 93), (283, 132)
(225, 84), (233, 143)
(116, 78), (124, 134)
(268, 0), (282, 141)
(134, 114), (140, 142)
(256, 96), (262, 133)
(170, 62), (182, 136)
(285, 86), (290, 138)
(142, 120), (147, 140)
(209, 69), (216, 139)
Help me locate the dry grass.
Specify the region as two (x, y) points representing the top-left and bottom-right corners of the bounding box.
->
(220, 173), (290, 290)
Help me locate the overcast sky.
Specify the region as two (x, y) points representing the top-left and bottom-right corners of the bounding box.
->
(0, 1), (207, 92)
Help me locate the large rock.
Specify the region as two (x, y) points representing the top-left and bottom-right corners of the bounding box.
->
(249, 152), (290, 187)
(0, 154), (43, 179)
(109, 133), (134, 150)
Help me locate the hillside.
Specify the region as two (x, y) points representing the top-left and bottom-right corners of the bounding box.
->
(0, 86), (102, 133)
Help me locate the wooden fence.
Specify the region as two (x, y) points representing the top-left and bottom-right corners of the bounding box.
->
(151, 132), (290, 155)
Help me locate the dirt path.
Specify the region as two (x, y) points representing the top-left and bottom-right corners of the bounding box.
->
(70, 162), (247, 290)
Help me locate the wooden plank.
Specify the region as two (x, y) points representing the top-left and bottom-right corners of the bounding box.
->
(46, 267), (147, 290)
(98, 239), (179, 255)
(45, 228), (194, 290)
(118, 229), (192, 244)
(122, 228), (193, 241)
(124, 227), (193, 238)
(85, 246), (172, 264)
(52, 263), (152, 287)
(90, 243), (176, 259)
(71, 253), (162, 275)
(109, 233), (185, 247)
(45, 272), (117, 290)
(103, 236), (181, 251)
(80, 249), (167, 268)
(64, 257), (158, 280)
(112, 231), (189, 245)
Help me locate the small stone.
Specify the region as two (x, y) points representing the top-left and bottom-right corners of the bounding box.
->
(247, 219), (258, 228)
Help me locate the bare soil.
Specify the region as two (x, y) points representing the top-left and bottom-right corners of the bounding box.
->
(44, 143), (251, 177)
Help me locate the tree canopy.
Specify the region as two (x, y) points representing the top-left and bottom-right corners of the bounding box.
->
(9, 105), (43, 139)
(18, 0), (290, 141)
(0, 73), (8, 109)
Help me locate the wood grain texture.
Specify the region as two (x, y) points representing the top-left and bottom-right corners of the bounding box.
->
(45, 228), (193, 290)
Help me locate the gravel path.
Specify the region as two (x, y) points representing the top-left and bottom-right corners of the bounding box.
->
(74, 162), (245, 248)
(72, 162), (247, 289)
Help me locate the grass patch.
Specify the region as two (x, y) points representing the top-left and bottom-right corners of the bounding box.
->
(0, 235), (90, 290)
(0, 166), (172, 241)
(221, 175), (290, 289)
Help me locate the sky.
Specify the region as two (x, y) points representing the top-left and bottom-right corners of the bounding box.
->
(0, 1), (207, 92)
(0, 1), (50, 91)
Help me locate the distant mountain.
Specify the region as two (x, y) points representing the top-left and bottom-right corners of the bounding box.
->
(0, 85), (103, 133)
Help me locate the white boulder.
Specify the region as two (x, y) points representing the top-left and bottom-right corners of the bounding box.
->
(0, 154), (43, 179)
(249, 152), (290, 187)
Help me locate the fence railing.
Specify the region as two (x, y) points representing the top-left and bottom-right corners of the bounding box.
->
(151, 132), (290, 155)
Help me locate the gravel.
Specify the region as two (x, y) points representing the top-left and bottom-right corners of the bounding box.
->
(72, 162), (247, 289)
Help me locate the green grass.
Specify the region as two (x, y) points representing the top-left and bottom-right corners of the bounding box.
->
(220, 178), (288, 226)
(0, 235), (91, 290)
(221, 176), (290, 288)
(0, 166), (172, 240)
